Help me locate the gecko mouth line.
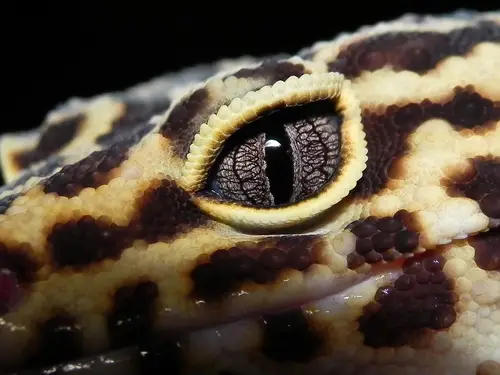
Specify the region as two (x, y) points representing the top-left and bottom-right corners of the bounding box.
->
(9, 266), (404, 375)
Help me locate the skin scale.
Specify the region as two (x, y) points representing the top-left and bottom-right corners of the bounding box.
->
(0, 10), (499, 375)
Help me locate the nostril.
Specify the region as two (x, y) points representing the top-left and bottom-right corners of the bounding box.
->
(0, 269), (22, 315)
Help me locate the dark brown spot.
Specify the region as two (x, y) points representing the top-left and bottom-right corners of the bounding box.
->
(347, 210), (420, 269)
(46, 179), (206, 271)
(358, 251), (457, 348)
(469, 228), (500, 271)
(0, 242), (38, 284)
(328, 21), (500, 77)
(12, 155), (64, 187)
(442, 156), (500, 219)
(14, 114), (85, 170)
(42, 144), (129, 197)
(260, 309), (323, 362)
(48, 216), (127, 269)
(232, 59), (306, 81)
(97, 97), (169, 145)
(160, 87), (211, 157)
(0, 269), (22, 316)
(350, 219), (377, 237)
(481, 193), (500, 219)
(190, 236), (324, 301)
(0, 193), (20, 215)
(30, 313), (83, 368)
(160, 59), (308, 158)
(113, 98), (170, 129)
(0, 246), (36, 316)
(354, 87), (500, 198)
(0, 155), (65, 197)
(99, 121), (156, 150)
(108, 281), (159, 349)
(477, 360), (500, 375)
(131, 179), (207, 243)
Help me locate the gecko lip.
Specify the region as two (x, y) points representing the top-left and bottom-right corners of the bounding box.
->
(8, 266), (404, 375)
(159, 261), (406, 334)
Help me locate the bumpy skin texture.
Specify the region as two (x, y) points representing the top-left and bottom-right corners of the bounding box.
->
(1, 10), (500, 375)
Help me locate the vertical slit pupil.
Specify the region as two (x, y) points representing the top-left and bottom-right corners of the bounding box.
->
(264, 125), (293, 205)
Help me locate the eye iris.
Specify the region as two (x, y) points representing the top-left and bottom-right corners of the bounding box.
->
(206, 132), (273, 206)
(285, 102), (342, 202)
(205, 99), (342, 207)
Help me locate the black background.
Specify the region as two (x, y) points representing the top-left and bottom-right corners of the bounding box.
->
(5, 3), (497, 134)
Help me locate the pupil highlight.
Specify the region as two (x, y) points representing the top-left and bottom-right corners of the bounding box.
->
(264, 127), (293, 205)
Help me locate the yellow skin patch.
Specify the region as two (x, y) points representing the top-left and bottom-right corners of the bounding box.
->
(0, 10), (499, 375)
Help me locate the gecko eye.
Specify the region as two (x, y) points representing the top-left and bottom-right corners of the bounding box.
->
(205, 100), (343, 206)
(179, 71), (367, 230)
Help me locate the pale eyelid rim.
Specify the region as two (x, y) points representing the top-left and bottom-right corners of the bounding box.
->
(181, 73), (368, 230)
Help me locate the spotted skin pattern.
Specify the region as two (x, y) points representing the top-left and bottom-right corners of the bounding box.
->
(0, 10), (499, 375)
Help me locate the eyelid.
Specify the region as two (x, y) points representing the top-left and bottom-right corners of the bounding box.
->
(179, 72), (344, 193)
(180, 71), (368, 231)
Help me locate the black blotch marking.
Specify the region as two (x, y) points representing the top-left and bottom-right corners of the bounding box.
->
(260, 309), (323, 363)
(0, 193), (20, 215)
(15, 156), (65, 185)
(0, 243), (38, 316)
(0, 269), (20, 316)
(108, 281), (159, 349)
(47, 179), (206, 270)
(354, 86), (500, 198)
(477, 360), (500, 375)
(346, 210), (421, 269)
(30, 313), (83, 368)
(469, 228), (500, 271)
(42, 145), (128, 198)
(14, 114), (85, 170)
(232, 59), (306, 81)
(442, 155), (500, 219)
(190, 236), (323, 301)
(42, 119), (154, 198)
(97, 98), (169, 145)
(108, 280), (184, 375)
(97, 121), (156, 149)
(0, 242), (38, 284)
(160, 59), (307, 158)
(48, 216), (127, 269)
(159, 87), (210, 157)
(131, 179), (207, 243)
(0, 155), (65, 198)
(328, 21), (500, 77)
(358, 251), (457, 348)
(111, 98), (170, 130)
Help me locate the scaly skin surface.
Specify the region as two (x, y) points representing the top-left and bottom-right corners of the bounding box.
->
(0, 10), (499, 375)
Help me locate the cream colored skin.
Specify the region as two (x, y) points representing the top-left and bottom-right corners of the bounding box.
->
(0, 10), (499, 375)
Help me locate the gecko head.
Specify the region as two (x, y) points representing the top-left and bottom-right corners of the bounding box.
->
(2, 12), (500, 371)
